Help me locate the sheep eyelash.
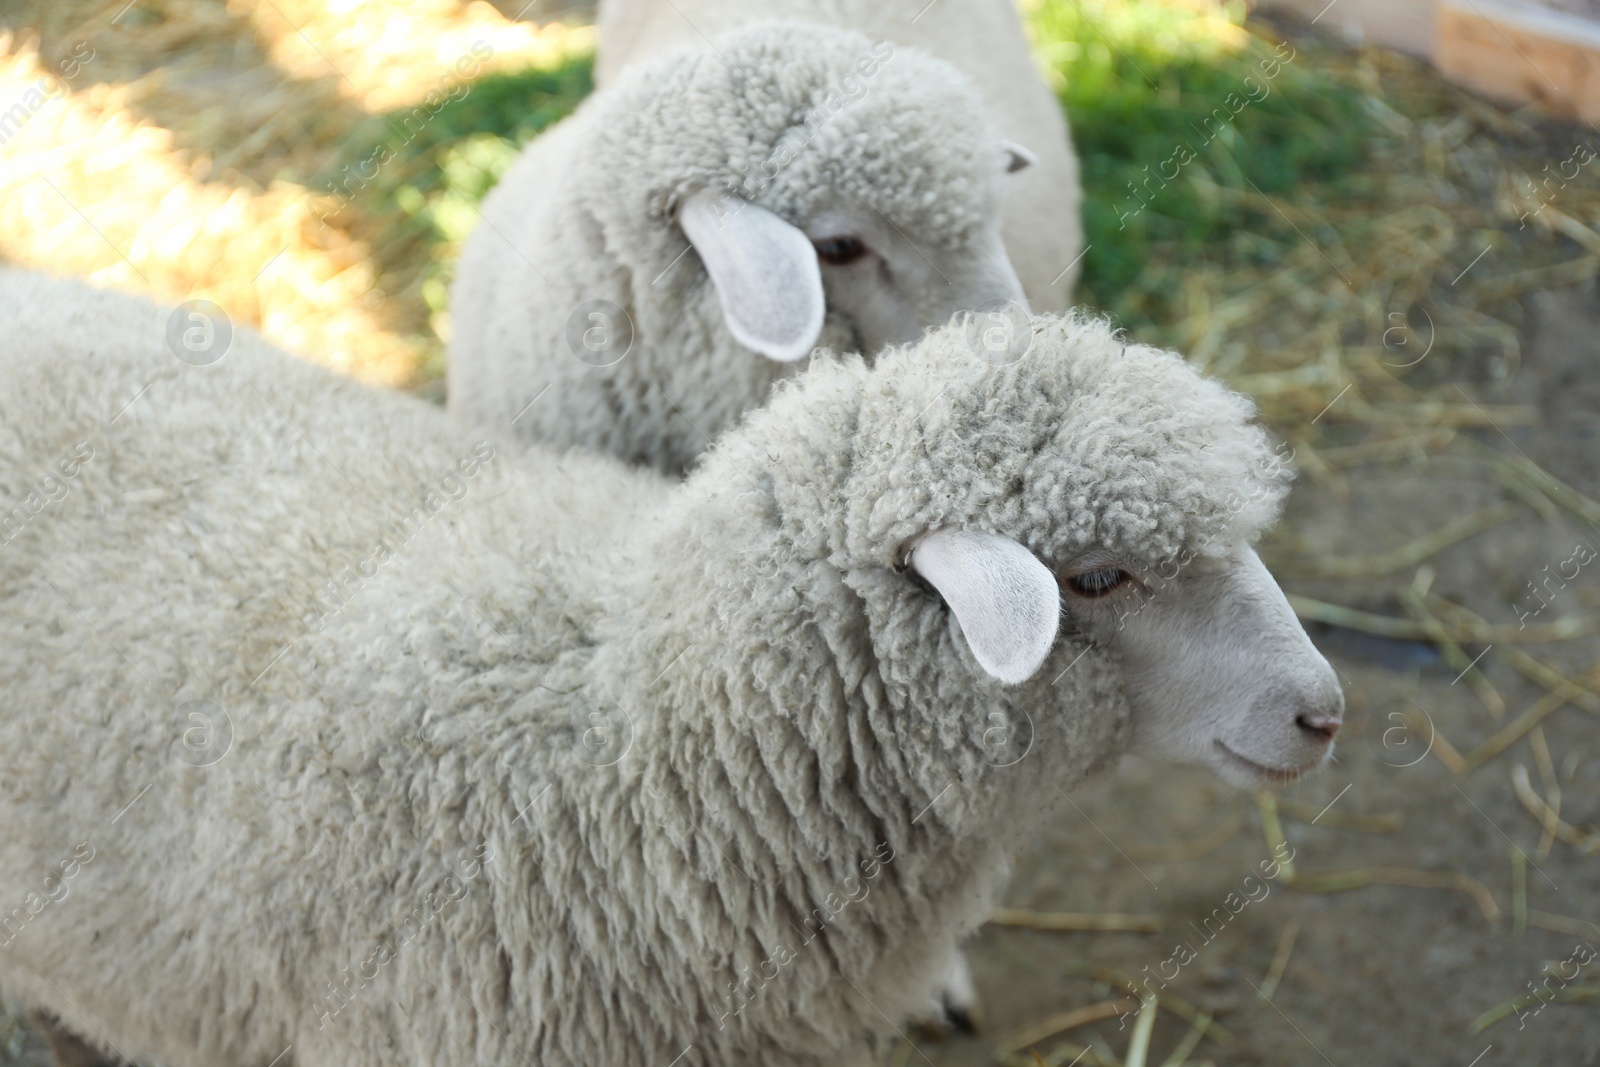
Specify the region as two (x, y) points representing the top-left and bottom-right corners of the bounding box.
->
(1059, 566), (1134, 599)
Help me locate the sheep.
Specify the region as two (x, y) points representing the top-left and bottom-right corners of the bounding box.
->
(593, 0), (1086, 311)
(447, 21), (1037, 476)
(0, 269), (1343, 1067)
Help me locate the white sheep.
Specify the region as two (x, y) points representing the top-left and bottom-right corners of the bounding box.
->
(0, 270), (1342, 1067)
(593, 0), (1086, 310)
(448, 21), (1036, 475)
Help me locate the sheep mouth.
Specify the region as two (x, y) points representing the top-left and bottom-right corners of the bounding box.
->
(1212, 740), (1319, 786)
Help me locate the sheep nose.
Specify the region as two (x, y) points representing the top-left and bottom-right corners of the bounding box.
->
(1295, 711), (1342, 742)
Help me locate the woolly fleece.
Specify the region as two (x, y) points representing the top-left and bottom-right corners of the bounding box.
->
(0, 270), (1285, 1067)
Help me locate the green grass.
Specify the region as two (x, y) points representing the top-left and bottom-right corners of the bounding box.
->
(321, 54), (594, 363)
(329, 52), (594, 231)
(1028, 0), (1374, 333)
(382, 55), (594, 341)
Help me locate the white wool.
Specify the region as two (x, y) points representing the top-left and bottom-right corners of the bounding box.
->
(0, 271), (1332, 1067)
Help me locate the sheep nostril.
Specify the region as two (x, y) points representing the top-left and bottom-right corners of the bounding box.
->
(1296, 712), (1341, 742)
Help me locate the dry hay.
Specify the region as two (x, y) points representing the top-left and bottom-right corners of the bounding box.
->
(0, 0), (590, 386)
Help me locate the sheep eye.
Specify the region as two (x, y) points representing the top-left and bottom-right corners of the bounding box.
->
(1062, 567), (1130, 599)
(813, 236), (868, 266)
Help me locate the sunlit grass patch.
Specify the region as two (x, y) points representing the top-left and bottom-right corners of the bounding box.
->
(320, 55), (595, 368)
(1021, 0), (1600, 468)
(0, 34), (416, 383)
(0, 1), (594, 387)
(1027, 0), (1374, 334)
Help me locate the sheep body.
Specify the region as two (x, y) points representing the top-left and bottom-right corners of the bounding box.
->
(448, 21), (1029, 474)
(594, 0), (1085, 308)
(0, 270), (1292, 1067)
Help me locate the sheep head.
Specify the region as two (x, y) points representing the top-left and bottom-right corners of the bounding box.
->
(695, 313), (1342, 794)
(584, 20), (1030, 361)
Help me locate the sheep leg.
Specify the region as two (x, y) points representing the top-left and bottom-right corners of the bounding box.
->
(25, 1012), (121, 1067)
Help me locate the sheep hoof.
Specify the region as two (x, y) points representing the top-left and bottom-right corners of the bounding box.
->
(912, 952), (983, 1037)
(27, 1013), (121, 1067)
(912, 995), (983, 1039)
(940, 999), (982, 1035)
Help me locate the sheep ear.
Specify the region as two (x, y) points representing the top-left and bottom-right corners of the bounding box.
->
(678, 189), (825, 363)
(909, 528), (1060, 685)
(1001, 141), (1037, 174)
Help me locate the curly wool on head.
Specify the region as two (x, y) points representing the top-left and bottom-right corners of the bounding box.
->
(586, 22), (999, 249)
(856, 314), (1292, 567)
(703, 312), (1292, 578)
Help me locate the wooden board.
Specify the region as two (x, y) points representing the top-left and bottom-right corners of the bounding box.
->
(1436, 0), (1600, 121)
(1252, 0), (1437, 57)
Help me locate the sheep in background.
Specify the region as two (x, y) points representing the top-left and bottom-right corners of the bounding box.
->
(0, 270), (1341, 1067)
(448, 21), (1034, 475)
(594, 0), (1086, 310)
